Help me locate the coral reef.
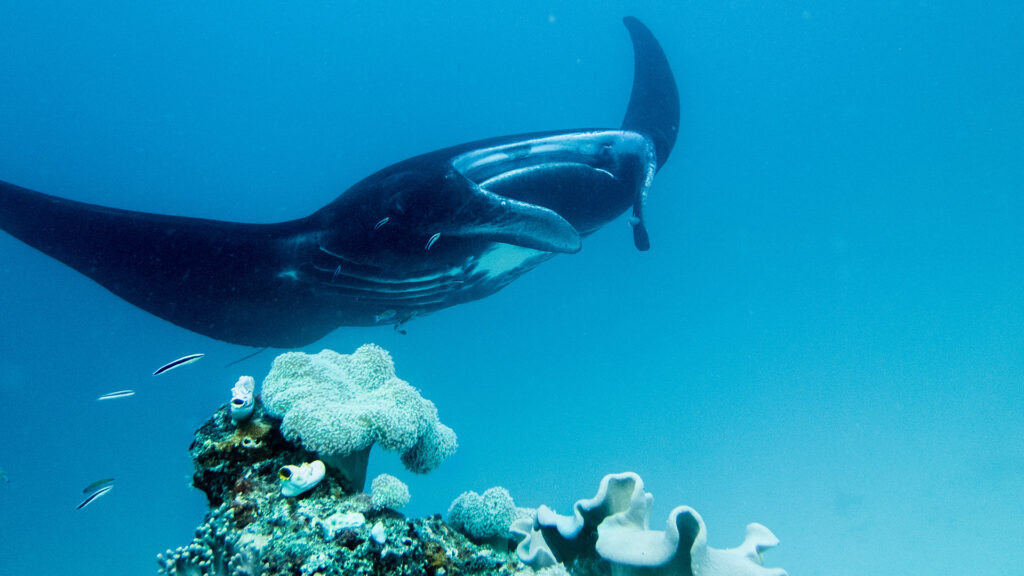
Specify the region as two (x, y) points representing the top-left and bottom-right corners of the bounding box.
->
(161, 349), (787, 576)
(510, 472), (787, 576)
(370, 473), (411, 511)
(260, 345), (457, 491)
(157, 504), (267, 576)
(163, 398), (518, 576)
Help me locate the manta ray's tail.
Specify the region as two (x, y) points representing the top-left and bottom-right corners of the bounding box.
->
(621, 16), (679, 171)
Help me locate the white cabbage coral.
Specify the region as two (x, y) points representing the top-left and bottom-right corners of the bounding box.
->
(261, 345), (457, 492)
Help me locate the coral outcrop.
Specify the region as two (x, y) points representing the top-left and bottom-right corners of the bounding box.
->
(261, 345), (457, 491)
(511, 472), (787, 576)
(164, 401), (517, 576)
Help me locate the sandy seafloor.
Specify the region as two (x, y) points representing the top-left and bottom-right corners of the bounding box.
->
(0, 1), (1022, 574)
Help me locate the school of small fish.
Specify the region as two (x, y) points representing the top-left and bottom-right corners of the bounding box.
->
(77, 352), (205, 508)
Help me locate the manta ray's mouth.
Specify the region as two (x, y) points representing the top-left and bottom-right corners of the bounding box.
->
(451, 130), (657, 249)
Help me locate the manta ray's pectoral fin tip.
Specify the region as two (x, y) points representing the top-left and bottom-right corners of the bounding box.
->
(621, 16), (680, 171)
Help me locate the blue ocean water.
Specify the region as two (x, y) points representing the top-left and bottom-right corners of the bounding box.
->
(0, 1), (1021, 574)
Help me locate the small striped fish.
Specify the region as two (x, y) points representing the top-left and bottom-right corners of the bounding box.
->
(96, 390), (135, 401)
(425, 232), (441, 251)
(82, 478), (114, 494)
(76, 485), (113, 510)
(153, 353), (204, 375)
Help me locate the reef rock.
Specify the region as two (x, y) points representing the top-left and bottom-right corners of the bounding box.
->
(161, 400), (516, 576)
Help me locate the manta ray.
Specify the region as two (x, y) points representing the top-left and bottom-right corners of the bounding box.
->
(0, 17), (679, 348)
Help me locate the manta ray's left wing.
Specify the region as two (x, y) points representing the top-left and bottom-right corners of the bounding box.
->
(0, 179), (335, 347)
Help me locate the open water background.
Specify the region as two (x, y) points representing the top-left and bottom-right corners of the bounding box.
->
(0, 1), (1022, 574)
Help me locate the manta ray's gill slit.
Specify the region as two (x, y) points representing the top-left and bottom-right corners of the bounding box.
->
(349, 294), (450, 308)
(312, 245), (470, 288)
(322, 277), (467, 299)
(310, 263), (466, 296)
(309, 259), (465, 287)
(314, 274), (458, 306)
(317, 245), (371, 266)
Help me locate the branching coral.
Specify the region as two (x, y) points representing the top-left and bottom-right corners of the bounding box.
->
(260, 344), (457, 492)
(156, 504), (269, 576)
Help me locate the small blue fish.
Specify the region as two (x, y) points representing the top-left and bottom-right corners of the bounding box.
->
(331, 265), (342, 283)
(425, 233), (441, 251)
(153, 353), (204, 375)
(373, 217), (390, 231)
(77, 484), (113, 510)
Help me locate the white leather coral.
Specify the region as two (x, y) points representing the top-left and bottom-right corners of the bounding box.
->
(512, 472), (787, 576)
